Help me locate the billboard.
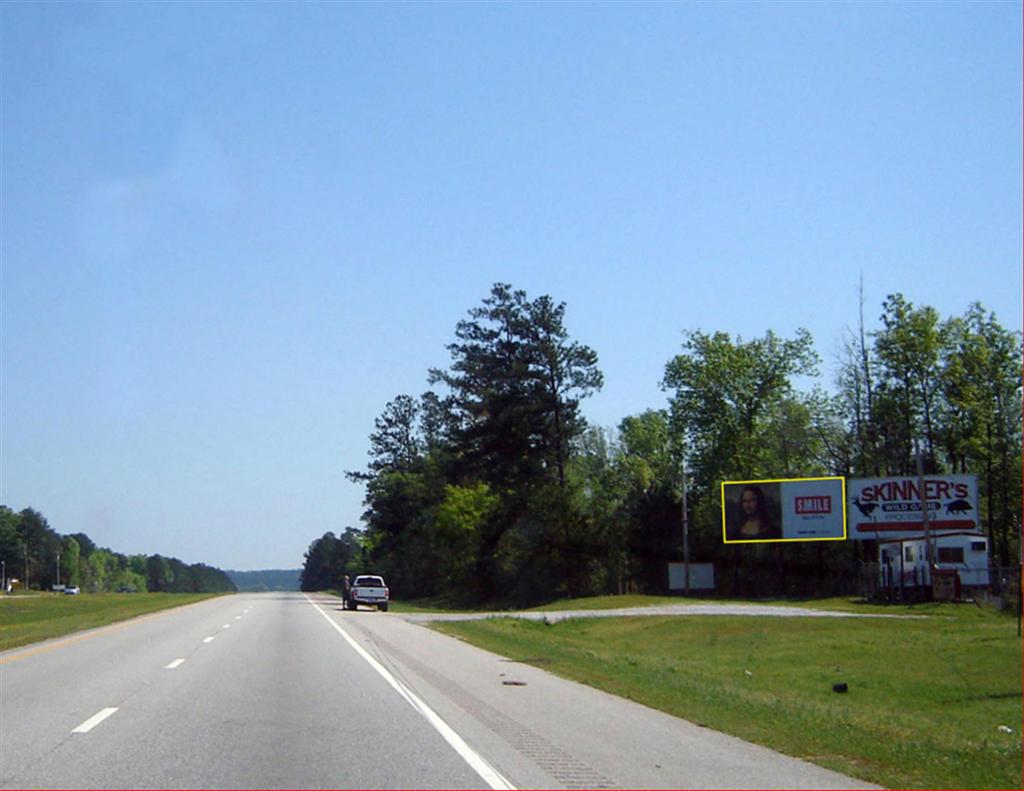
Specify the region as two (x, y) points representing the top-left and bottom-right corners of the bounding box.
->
(721, 477), (846, 544)
(847, 475), (979, 540)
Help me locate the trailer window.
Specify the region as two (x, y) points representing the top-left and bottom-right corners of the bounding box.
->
(904, 546), (914, 562)
(971, 541), (986, 552)
(937, 547), (964, 563)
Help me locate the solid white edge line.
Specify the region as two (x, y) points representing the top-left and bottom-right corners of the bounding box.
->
(304, 594), (515, 791)
(72, 707), (118, 733)
(166, 659), (186, 669)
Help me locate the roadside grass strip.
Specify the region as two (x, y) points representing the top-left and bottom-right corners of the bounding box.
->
(0, 593), (221, 654)
(432, 606), (1022, 790)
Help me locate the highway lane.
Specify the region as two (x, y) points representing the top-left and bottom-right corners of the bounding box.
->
(1, 593), (492, 789)
(2, 592), (879, 789)
(2, 593), (259, 783)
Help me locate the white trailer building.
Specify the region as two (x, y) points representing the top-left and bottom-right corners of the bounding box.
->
(878, 531), (990, 591)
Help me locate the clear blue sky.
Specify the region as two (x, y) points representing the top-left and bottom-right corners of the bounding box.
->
(2, 2), (1020, 571)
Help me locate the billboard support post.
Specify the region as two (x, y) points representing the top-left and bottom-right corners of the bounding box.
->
(915, 446), (934, 571)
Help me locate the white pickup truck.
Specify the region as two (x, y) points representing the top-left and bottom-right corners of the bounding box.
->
(347, 575), (389, 611)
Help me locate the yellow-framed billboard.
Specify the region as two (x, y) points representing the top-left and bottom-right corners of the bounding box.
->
(721, 476), (847, 544)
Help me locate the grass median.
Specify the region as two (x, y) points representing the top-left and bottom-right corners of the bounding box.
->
(0, 592), (223, 653)
(431, 602), (1022, 789)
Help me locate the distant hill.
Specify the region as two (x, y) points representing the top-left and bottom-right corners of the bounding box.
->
(227, 569), (301, 592)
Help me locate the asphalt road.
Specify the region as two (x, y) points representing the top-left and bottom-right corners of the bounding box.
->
(0, 592), (879, 789)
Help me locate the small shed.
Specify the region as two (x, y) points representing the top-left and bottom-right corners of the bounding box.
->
(877, 531), (990, 591)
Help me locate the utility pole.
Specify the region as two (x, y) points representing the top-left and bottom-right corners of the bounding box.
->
(56, 551), (61, 589)
(681, 453), (690, 595)
(25, 543), (29, 591)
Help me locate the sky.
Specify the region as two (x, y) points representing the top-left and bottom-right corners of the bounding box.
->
(2, 2), (1021, 572)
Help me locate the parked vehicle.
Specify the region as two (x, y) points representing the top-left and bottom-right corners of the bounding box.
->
(64, 586), (81, 595)
(347, 575), (389, 611)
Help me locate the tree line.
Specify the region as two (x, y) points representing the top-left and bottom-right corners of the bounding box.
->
(228, 568), (301, 592)
(302, 283), (1021, 604)
(0, 505), (236, 594)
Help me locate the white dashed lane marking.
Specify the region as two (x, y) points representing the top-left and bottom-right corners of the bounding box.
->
(66, 606), (259, 738)
(72, 708), (118, 734)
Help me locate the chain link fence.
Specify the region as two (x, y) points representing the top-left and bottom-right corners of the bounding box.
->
(860, 561), (1022, 609)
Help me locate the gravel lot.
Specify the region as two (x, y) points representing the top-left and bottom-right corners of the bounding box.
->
(405, 602), (926, 623)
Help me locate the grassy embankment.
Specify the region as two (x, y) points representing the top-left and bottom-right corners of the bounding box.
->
(428, 595), (1022, 790)
(0, 592), (221, 653)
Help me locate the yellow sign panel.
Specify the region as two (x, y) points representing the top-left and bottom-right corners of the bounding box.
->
(721, 476), (847, 544)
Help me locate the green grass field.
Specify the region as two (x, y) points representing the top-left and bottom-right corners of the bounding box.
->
(0, 592), (222, 652)
(432, 601), (1022, 790)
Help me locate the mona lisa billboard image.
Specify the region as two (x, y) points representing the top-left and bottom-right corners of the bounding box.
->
(721, 477), (847, 544)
